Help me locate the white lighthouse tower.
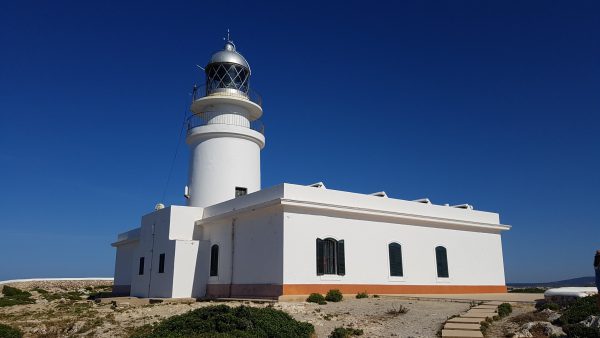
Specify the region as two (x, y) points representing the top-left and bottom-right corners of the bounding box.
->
(186, 38), (265, 207)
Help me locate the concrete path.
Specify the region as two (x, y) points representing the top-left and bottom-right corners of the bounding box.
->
(441, 301), (509, 338)
(389, 293), (540, 303)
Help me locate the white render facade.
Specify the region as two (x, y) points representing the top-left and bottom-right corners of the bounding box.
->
(111, 40), (510, 299)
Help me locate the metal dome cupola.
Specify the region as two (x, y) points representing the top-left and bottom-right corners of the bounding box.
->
(205, 39), (251, 96)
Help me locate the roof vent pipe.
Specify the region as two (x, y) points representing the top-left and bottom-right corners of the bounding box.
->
(370, 191), (388, 198)
(308, 182), (326, 189)
(451, 204), (474, 210)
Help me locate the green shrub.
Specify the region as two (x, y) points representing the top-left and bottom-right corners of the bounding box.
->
(306, 293), (327, 305)
(325, 289), (343, 302)
(355, 292), (368, 299)
(558, 295), (600, 326)
(128, 305), (314, 338)
(563, 323), (600, 338)
(540, 302), (561, 311)
(0, 323), (22, 338)
(329, 327), (364, 338)
(0, 286), (35, 307)
(372, 295), (380, 298)
(480, 320), (490, 333)
(497, 303), (512, 318)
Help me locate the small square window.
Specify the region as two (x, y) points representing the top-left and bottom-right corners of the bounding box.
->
(235, 187), (247, 197)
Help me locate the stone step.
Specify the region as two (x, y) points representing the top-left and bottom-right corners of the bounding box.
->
(444, 323), (481, 331)
(472, 305), (498, 310)
(461, 312), (494, 319)
(442, 329), (484, 337)
(483, 301), (503, 305)
(446, 317), (483, 324)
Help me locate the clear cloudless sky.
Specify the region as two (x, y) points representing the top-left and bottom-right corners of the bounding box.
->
(0, 1), (598, 283)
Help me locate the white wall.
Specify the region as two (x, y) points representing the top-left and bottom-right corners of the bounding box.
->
(113, 242), (136, 289)
(129, 206), (205, 298)
(283, 211), (506, 286)
(186, 124), (263, 208)
(199, 208), (284, 287)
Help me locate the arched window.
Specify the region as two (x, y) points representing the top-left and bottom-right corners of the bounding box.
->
(210, 244), (219, 277)
(316, 238), (345, 276)
(388, 243), (403, 277)
(435, 246), (449, 278)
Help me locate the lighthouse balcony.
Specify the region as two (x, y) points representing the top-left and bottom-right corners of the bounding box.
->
(192, 84), (262, 107)
(186, 113), (264, 135)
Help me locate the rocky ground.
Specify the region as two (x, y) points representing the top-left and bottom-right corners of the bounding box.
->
(0, 280), (475, 338)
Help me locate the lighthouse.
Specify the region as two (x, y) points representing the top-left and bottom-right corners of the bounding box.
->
(186, 38), (265, 208)
(112, 35), (509, 300)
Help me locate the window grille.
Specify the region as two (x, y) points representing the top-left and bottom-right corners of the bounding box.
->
(388, 243), (403, 277)
(435, 246), (449, 278)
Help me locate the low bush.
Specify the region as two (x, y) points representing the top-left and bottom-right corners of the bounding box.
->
(540, 302), (561, 311)
(387, 304), (409, 316)
(510, 311), (551, 325)
(557, 295), (600, 326)
(497, 303), (513, 318)
(0, 323), (22, 338)
(372, 295), (380, 298)
(563, 323), (600, 338)
(0, 286), (35, 307)
(128, 305), (314, 338)
(355, 292), (368, 299)
(329, 327), (364, 338)
(306, 293), (327, 305)
(325, 289), (343, 302)
(480, 320), (490, 333)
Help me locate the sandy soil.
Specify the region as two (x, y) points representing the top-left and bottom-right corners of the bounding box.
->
(1, 280), (471, 338)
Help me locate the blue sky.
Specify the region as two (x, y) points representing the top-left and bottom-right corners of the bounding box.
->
(0, 1), (598, 283)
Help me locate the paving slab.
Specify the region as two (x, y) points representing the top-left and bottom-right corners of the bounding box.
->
(462, 312), (494, 319)
(446, 317), (483, 324)
(444, 323), (481, 330)
(442, 329), (484, 337)
(468, 308), (497, 313)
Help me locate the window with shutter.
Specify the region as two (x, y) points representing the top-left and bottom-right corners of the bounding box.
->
(316, 238), (345, 276)
(388, 243), (403, 277)
(210, 245), (219, 277)
(435, 246), (449, 278)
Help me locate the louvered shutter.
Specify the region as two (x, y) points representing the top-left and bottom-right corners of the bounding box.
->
(389, 243), (403, 277)
(337, 240), (345, 276)
(316, 238), (324, 275)
(436, 246), (449, 278)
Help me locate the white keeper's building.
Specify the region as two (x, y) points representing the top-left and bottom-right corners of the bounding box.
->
(112, 39), (510, 299)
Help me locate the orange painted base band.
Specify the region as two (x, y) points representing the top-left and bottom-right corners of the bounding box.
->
(283, 284), (507, 295)
(206, 284), (507, 298)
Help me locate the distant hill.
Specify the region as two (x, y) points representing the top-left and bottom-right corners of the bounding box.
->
(508, 276), (595, 288)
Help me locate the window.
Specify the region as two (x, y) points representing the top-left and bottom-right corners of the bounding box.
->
(210, 244), (219, 277)
(316, 238), (345, 276)
(235, 187), (247, 197)
(138, 257), (145, 275)
(435, 246), (449, 278)
(158, 253), (165, 274)
(388, 243), (403, 277)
